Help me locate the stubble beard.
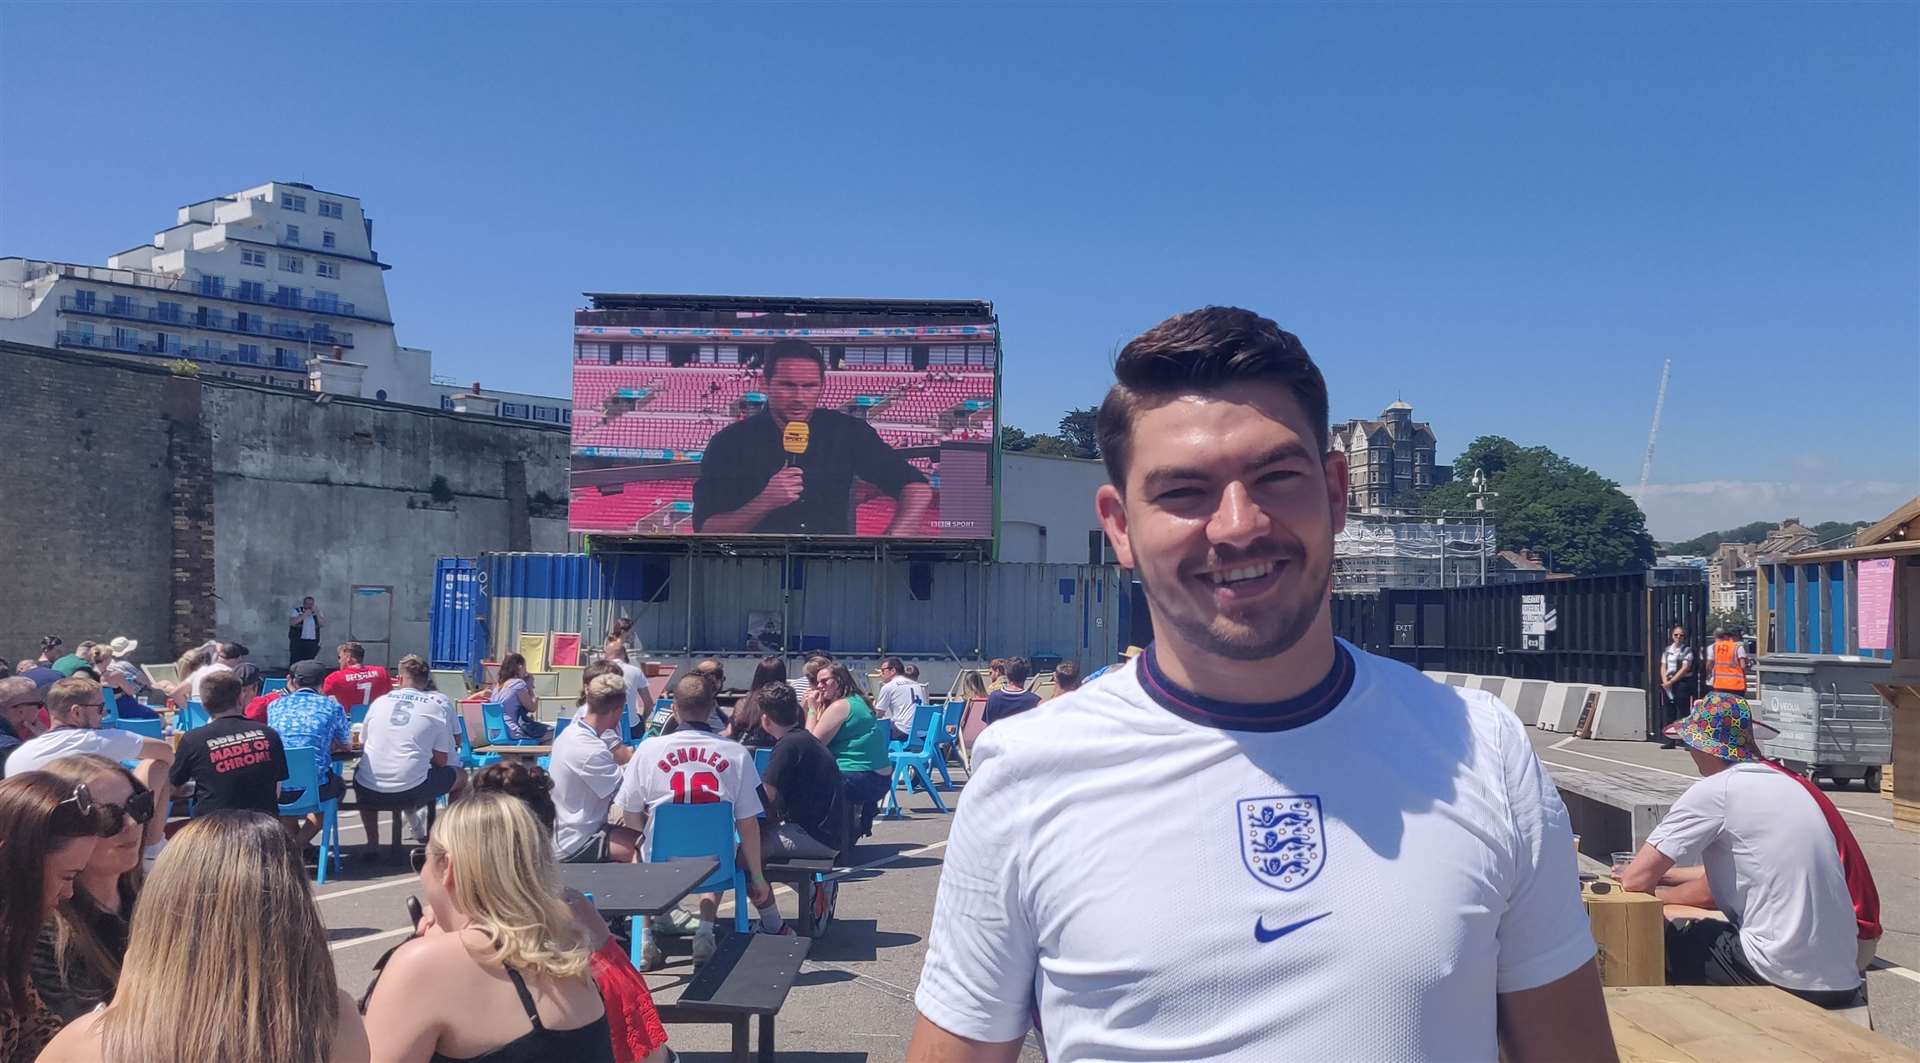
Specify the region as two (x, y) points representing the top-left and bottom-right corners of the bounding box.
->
(1140, 552), (1332, 662)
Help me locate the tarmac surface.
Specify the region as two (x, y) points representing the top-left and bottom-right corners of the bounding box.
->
(320, 730), (1917, 1060)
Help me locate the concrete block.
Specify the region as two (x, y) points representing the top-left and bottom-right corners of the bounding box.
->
(1442, 673), (1470, 686)
(1494, 678), (1551, 727)
(1588, 687), (1648, 742)
(1537, 683), (1595, 733)
(1469, 675), (1507, 694)
(1422, 670), (1449, 684)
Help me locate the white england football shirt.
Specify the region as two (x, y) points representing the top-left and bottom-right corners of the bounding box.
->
(614, 724), (763, 857)
(358, 688), (457, 793)
(915, 640), (1594, 1061)
(551, 720), (624, 859)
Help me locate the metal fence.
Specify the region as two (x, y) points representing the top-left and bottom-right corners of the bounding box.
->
(1334, 572), (1709, 718)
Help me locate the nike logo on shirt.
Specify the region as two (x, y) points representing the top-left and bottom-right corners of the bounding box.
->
(1254, 911), (1331, 943)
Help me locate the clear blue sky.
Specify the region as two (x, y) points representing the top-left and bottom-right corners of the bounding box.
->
(3, 2), (1914, 540)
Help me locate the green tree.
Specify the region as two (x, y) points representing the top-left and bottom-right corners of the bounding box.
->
(1000, 425), (1035, 452)
(1424, 435), (1655, 576)
(1000, 423), (1082, 457)
(1056, 406), (1101, 458)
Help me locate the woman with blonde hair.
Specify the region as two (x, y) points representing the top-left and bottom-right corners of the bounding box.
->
(29, 756), (154, 1021)
(37, 810), (369, 1063)
(363, 791), (612, 1062)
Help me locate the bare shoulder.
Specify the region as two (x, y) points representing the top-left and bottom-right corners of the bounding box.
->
(37, 1009), (104, 1062)
(331, 989), (372, 1063)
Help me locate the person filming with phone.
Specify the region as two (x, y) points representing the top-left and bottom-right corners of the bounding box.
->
(692, 339), (932, 535)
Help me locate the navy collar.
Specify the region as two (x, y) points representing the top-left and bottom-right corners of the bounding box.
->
(1138, 640), (1355, 733)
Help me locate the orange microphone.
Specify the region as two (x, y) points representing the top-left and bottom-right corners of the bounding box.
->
(782, 421), (810, 465)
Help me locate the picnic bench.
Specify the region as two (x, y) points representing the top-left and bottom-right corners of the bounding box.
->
(1549, 763), (1692, 866)
(654, 931), (812, 1063)
(761, 855), (837, 937)
(1606, 985), (1912, 1061)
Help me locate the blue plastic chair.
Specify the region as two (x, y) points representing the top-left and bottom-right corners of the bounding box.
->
(118, 717), (164, 739)
(480, 702), (537, 747)
(637, 801), (751, 966)
(552, 716), (573, 743)
(453, 713), (502, 770)
(262, 677), (288, 694)
(883, 707), (950, 819)
(348, 703), (371, 728)
(102, 689), (120, 726)
(278, 745), (340, 883)
(177, 699), (210, 731)
(889, 703), (938, 754)
(928, 699), (965, 789)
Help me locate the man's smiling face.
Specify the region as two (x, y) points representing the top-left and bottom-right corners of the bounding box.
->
(1097, 382), (1347, 662)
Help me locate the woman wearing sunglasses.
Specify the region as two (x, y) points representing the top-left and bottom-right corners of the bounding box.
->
(30, 756), (153, 1021)
(37, 810), (370, 1063)
(0, 771), (113, 1063)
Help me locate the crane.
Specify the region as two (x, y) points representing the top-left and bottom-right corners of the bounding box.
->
(1638, 359), (1670, 497)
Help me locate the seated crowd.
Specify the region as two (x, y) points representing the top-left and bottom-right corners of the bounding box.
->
(0, 631), (1088, 1062)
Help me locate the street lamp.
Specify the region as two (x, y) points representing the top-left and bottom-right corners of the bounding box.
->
(1470, 469), (1498, 586)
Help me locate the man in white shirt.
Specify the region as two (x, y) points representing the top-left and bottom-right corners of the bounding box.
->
(616, 674), (777, 967)
(872, 656), (921, 740)
(551, 673), (639, 863)
(910, 307), (1610, 1062)
(352, 656), (463, 850)
(289, 596), (325, 664)
(604, 643), (650, 730)
(7, 676), (174, 864)
(1619, 692), (1862, 1006)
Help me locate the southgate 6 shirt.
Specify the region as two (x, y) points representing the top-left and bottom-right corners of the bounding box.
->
(915, 640), (1594, 1061)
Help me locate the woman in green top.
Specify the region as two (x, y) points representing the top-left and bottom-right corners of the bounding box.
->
(805, 662), (892, 838)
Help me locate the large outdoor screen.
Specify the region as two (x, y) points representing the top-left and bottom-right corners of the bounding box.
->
(569, 295), (998, 540)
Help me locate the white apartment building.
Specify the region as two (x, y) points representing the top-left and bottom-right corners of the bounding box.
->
(0, 181), (569, 422)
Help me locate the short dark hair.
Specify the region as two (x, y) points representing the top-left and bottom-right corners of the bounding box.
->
(757, 681), (801, 728)
(218, 641), (249, 660)
(763, 339), (826, 381)
(201, 671), (244, 716)
(338, 642), (365, 663)
(1005, 657), (1032, 686)
(1097, 306), (1329, 488)
(469, 761), (556, 832)
(1053, 660), (1081, 690)
(880, 656), (904, 675)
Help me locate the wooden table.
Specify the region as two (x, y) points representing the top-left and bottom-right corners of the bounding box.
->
(557, 858), (719, 918)
(1607, 986), (1915, 1061)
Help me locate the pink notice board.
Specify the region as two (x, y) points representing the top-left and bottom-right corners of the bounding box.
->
(1857, 558), (1893, 650)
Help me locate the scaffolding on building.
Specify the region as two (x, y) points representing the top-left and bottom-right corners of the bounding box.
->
(1334, 513), (1499, 592)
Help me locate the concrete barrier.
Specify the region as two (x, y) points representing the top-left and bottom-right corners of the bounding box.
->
(1536, 683), (1595, 733)
(1422, 670), (1449, 684)
(1469, 675), (1506, 694)
(1493, 678), (1551, 727)
(1442, 673), (1470, 686)
(1588, 687), (1648, 741)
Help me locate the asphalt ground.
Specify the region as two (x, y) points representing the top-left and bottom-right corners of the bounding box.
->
(320, 736), (1917, 1059)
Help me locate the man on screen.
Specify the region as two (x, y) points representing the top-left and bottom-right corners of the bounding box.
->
(692, 339), (933, 535)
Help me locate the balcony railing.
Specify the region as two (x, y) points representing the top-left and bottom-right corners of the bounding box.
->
(58, 294), (352, 347)
(56, 329), (306, 371)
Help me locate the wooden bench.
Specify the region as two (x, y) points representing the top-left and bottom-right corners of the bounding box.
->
(1550, 764), (1692, 866)
(1606, 985), (1898, 1059)
(655, 931), (811, 1063)
(762, 855), (837, 937)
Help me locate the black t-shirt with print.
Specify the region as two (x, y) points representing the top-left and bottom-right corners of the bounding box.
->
(761, 728), (846, 852)
(168, 715), (289, 816)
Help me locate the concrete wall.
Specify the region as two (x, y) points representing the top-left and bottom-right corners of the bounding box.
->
(0, 341), (570, 670)
(206, 384), (570, 666)
(999, 452), (1108, 564)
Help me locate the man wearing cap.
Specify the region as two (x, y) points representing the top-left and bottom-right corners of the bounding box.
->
(0, 676), (49, 775)
(1619, 693), (1862, 1006)
(268, 659), (354, 846)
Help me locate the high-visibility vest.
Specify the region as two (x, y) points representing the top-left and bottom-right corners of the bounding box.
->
(1710, 639), (1747, 693)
